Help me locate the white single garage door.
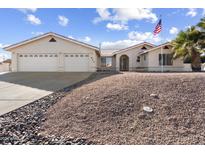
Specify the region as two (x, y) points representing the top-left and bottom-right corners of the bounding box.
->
(64, 53), (89, 72)
(18, 53), (58, 72)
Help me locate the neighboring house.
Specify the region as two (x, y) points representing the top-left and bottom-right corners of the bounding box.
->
(3, 32), (100, 72)
(0, 59), (11, 72)
(0, 55), (3, 63)
(3, 32), (192, 72)
(102, 42), (192, 72)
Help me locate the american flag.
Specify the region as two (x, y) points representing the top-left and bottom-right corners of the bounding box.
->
(153, 19), (162, 35)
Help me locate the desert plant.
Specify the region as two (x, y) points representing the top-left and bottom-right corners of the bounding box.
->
(197, 17), (205, 30)
(197, 17), (205, 49)
(171, 26), (205, 71)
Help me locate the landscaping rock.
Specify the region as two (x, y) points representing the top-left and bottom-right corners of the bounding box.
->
(143, 106), (153, 113)
(1, 72), (205, 144)
(0, 73), (98, 145)
(41, 72), (205, 144)
(138, 112), (147, 119)
(150, 93), (159, 99)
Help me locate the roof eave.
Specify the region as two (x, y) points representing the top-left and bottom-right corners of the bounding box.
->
(138, 42), (172, 55)
(3, 32), (99, 52)
(113, 42), (156, 55)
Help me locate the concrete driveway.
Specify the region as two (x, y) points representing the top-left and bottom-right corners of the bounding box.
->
(0, 72), (92, 116)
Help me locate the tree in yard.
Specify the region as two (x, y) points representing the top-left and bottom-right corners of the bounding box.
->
(171, 25), (205, 71)
(197, 18), (205, 30)
(197, 17), (205, 49)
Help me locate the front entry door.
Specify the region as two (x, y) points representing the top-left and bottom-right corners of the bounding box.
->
(120, 55), (129, 71)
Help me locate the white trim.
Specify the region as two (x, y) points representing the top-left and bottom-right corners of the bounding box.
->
(139, 42), (171, 55)
(4, 32), (99, 51)
(113, 42), (156, 55)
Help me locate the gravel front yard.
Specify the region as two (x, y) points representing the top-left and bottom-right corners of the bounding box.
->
(1, 72), (205, 145)
(0, 74), (97, 145)
(41, 72), (205, 144)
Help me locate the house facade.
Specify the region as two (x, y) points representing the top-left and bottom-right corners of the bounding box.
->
(4, 32), (101, 72)
(102, 42), (192, 72)
(4, 32), (192, 72)
(0, 59), (11, 72)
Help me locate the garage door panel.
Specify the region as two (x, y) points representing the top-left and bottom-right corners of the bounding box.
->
(64, 54), (89, 72)
(18, 54), (58, 72)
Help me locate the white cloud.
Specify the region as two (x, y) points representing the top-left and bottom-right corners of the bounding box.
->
(169, 27), (179, 35)
(113, 8), (158, 23)
(58, 15), (69, 26)
(17, 8), (37, 14)
(0, 51), (11, 60)
(101, 30), (164, 50)
(128, 31), (161, 43)
(26, 14), (41, 25)
(168, 9), (181, 16)
(82, 36), (91, 42)
(68, 35), (74, 39)
(185, 25), (191, 29)
(101, 38), (162, 50)
(0, 43), (11, 48)
(0, 43), (11, 59)
(186, 8), (197, 17)
(68, 35), (90, 42)
(202, 9), (205, 15)
(93, 8), (111, 23)
(166, 38), (172, 42)
(101, 39), (140, 50)
(93, 8), (158, 24)
(0, 43), (4, 48)
(106, 22), (128, 31)
(128, 31), (152, 41)
(31, 32), (44, 36)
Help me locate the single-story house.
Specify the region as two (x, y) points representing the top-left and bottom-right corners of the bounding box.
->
(4, 32), (192, 72)
(3, 32), (101, 72)
(102, 42), (192, 72)
(0, 59), (11, 72)
(0, 55), (4, 63)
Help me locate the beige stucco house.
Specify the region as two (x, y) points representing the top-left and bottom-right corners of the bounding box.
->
(0, 59), (11, 72)
(4, 32), (100, 72)
(101, 42), (192, 72)
(3, 32), (191, 72)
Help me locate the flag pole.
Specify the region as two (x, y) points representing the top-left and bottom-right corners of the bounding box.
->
(160, 15), (163, 73)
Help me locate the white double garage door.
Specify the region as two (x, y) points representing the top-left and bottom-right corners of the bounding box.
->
(18, 53), (90, 72)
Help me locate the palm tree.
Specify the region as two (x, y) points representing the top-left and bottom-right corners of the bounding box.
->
(197, 18), (205, 30)
(171, 26), (204, 71)
(197, 17), (205, 49)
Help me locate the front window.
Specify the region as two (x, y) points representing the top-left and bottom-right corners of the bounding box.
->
(159, 54), (172, 65)
(137, 56), (140, 62)
(101, 57), (112, 67)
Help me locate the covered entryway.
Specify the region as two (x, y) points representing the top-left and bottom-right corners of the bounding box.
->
(120, 55), (129, 71)
(18, 53), (58, 72)
(64, 54), (89, 72)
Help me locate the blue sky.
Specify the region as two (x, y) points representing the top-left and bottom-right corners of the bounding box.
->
(0, 8), (204, 59)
